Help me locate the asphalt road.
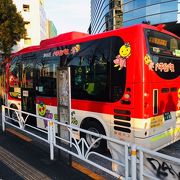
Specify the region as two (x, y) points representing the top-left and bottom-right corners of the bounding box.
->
(159, 139), (180, 159)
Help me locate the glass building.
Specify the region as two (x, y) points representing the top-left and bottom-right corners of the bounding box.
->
(123, 0), (180, 36)
(90, 0), (180, 36)
(90, 0), (123, 34)
(47, 20), (57, 38)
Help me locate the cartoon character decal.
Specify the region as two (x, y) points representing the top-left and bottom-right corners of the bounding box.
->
(71, 44), (80, 55)
(144, 54), (175, 72)
(177, 88), (180, 110)
(144, 54), (154, 71)
(44, 110), (53, 128)
(38, 102), (46, 116)
(113, 43), (131, 70)
(38, 101), (56, 128)
(71, 111), (78, 125)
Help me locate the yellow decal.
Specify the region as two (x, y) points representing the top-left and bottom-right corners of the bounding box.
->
(119, 43), (131, 58)
(10, 92), (19, 98)
(38, 103), (46, 116)
(113, 42), (131, 70)
(150, 115), (164, 128)
(151, 127), (180, 142)
(144, 54), (154, 71)
(177, 88), (180, 109)
(178, 88), (180, 99)
(49, 121), (54, 126)
(144, 54), (152, 65)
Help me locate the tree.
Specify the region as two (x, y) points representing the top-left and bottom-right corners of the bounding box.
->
(0, 0), (26, 57)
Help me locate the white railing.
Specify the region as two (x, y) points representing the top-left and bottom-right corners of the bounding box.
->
(137, 146), (180, 180)
(1, 105), (180, 180)
(1, 105), (131, 179)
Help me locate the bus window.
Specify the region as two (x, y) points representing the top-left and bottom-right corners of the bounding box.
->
(0, 64), (6, 104)
(9, 56), (21, 99)
(69, 39), (110, 101)
(145, 29), (180, 79)
(36, 55), (59, 97)
(110, 37), (126, 102)
(22, 60), (34, 89)
(68, 36), (125, 102)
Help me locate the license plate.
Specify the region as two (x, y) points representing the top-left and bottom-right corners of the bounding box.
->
(164, 112), (172, 121)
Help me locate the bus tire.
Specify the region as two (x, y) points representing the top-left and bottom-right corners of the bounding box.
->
(80, 120), (107, 153)
(10, 105), (19, 126)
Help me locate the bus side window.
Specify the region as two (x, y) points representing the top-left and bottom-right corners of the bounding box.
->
(36, 56), (59, 97)
(69, 36), (125, 102)
(22, 60), (34, 88)
(70, 43), (109, 101)
(70, 56), (88, 98)
(9, 57), (22, 99)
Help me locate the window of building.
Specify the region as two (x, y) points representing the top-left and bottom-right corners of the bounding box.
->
(25, 21), (30, 29)
(24, 22), (30, 36)
(24, 38), (32, 45)
(23, 4), (30, 12)
(114, 0), (121, 7)
(40, 0), (43, 6)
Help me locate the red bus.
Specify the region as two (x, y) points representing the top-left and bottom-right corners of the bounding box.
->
(2, 23), (180, 151)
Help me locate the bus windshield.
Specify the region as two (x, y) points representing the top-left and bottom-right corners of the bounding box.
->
(145, 29), (180, 80)
(146, 29), (180, 58)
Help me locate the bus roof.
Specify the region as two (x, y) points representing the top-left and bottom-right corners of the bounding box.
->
(13, 23), (179, 56)
(40, 31), (88, 47)
(13, 31), (88, 56)
(15, 45), (40, 55)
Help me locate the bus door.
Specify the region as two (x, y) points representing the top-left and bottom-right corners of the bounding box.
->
(21, 60), (36, 126)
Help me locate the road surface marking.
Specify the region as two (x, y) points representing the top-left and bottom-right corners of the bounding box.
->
(72, 161), (105, 180)
(6, 128), (32, 142)
(0, 146), (51, 179)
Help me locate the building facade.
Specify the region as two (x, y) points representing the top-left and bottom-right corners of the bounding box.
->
(90, 0), (180, 36)
(90, 0), (123, 34)
(123, 0), (180, 36)
(12, 0), (47, 52)
(47, 20), (57, 38)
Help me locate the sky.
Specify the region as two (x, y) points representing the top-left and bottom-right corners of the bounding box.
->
(44, 0), (91, 35)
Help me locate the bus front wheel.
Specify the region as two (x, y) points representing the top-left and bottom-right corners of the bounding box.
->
(81, 120), (107, 152)
(10, 106), (19, 126)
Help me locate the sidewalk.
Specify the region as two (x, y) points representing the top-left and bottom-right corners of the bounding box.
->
(0, 127), (91, 180)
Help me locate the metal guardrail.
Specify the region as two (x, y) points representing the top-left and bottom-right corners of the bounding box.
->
(137, 146), (180, 180)
(1, 105), (131, 179)
(1, 105), (180, 180)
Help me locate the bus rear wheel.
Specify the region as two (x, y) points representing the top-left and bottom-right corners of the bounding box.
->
(81, 120), (107, 153)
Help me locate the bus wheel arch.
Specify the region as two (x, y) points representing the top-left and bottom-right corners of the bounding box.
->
(80, 117), (107, 152)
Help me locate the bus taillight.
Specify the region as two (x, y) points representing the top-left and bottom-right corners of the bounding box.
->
(123, 93), (131, 99)
(120, 88), (131, 105)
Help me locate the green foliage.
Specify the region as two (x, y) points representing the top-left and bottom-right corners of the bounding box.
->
(0, 0), (26, 57)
